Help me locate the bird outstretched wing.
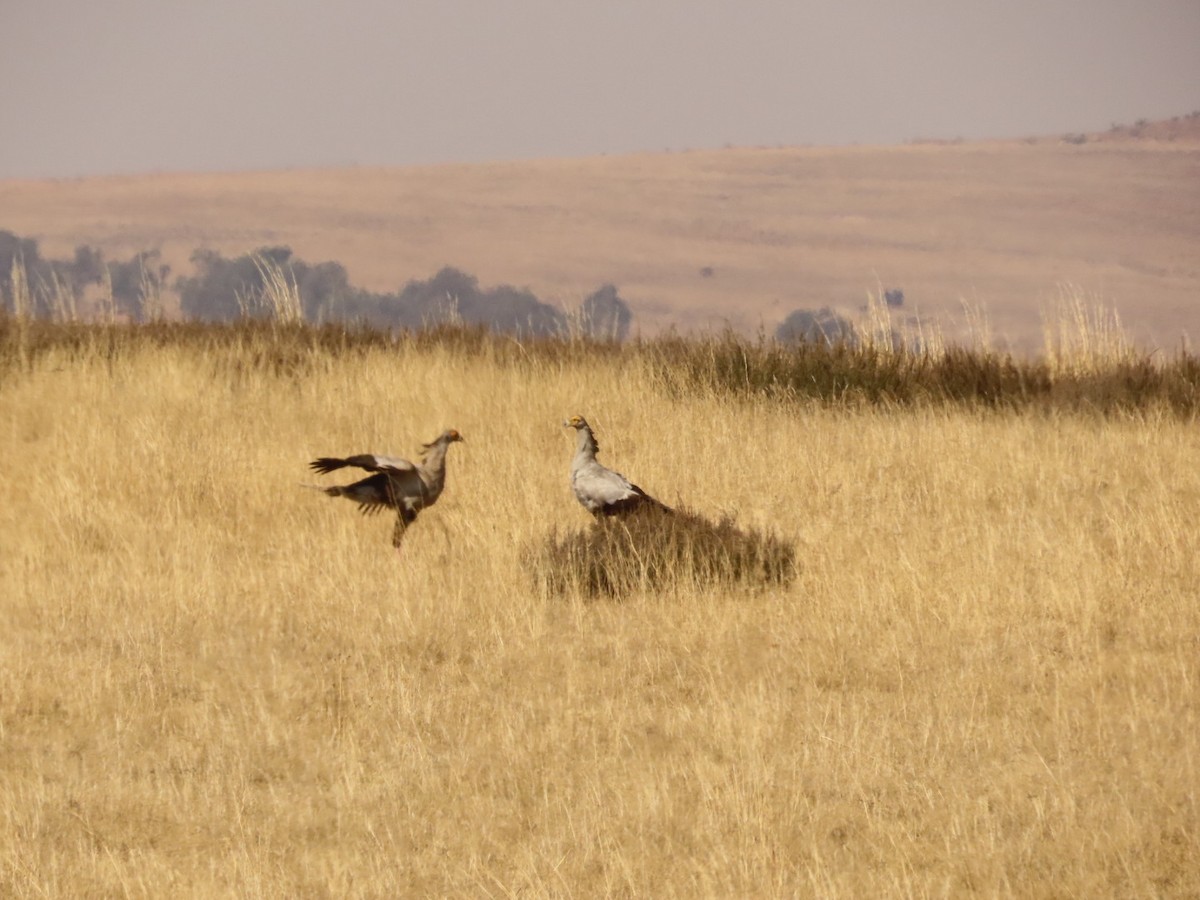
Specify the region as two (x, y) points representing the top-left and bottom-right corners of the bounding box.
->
(309, 454), (418, 475)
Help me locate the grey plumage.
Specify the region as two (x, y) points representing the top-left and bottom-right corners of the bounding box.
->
(309, 428), (463, 548)
(563, 415), (671, 518)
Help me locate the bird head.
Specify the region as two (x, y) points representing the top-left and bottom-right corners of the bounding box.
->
(563, 415), (589, 430)
(424, 428), (464, 449)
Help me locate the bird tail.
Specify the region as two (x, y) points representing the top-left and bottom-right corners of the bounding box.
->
(636, 495), (675, 517)
(633, 483), (674, 515)
(301, 483), (342, 497)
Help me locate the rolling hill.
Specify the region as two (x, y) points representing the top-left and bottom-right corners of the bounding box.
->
(1, 117), (1197, 351)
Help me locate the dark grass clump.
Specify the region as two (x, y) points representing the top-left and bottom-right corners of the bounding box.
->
(651, 332), (931, 405)
(0, 313), (630, 384)
(647, 331), (1200, 417)
(527, 505), (797, 598)
(7, 315), (1200, 417)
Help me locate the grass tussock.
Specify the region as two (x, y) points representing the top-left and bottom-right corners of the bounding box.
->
(528, 505), (797, 597)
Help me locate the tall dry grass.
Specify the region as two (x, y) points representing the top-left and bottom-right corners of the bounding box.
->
(1, 324), (1197, 897)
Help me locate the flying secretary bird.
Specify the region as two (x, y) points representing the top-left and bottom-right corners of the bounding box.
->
(563, 415), (672, 518)
(309, 428), (463, 550)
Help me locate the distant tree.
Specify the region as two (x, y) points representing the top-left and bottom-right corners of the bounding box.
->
(333, 286), (406, 328)
(0, 230), (92, 317)
(393, 266), (567, 336)
(70, 245), (106, 287)
(0, 230), (42, 279)
(295, 260), (351, 322)
(176, 247), (348, 324)
(0, 230), (48, 314)
(579, 283), (632, 341)
(107, 250), (170, 321)
(421, 266), (481, 306)
(775, 307), (858, 346)
(468, 282), (565, 336)
(179, 248), (268, 320)
(392, 266), (482, 328)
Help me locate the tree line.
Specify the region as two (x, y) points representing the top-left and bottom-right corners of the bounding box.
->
(2, 227), (888, 345)
(0, 230), (632, 340)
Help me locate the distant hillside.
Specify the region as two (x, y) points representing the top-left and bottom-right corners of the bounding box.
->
(1086, 111), (1200, 144)
(1, 118), (1197, 351)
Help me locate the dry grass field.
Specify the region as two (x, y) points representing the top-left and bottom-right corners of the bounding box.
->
(1, 325), (1197, 897)
(2, 124), (1198, 350)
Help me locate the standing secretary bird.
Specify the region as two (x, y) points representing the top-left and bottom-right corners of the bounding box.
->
(308, 429), (463, 551)
(563, 415), (672, 518)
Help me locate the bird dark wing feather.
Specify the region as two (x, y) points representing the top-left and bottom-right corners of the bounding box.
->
(310, 456), (348, 475)
(310, 454), (416, 475)
(596, 483), (672, 517)
(328, 472), (396, 514)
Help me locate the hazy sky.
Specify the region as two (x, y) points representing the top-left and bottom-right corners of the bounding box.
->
(2, 0), (1198, 178)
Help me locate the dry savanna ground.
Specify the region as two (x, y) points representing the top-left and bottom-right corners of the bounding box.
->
(1, 332), (1197, 897)
(2, 123), (1198, 351)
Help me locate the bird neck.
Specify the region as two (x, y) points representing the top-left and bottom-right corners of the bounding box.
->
(419, 439), (452, 487)
(574, 425), (599, 463)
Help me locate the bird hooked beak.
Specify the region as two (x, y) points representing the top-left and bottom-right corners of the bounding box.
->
(422, 429), (465, 449)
